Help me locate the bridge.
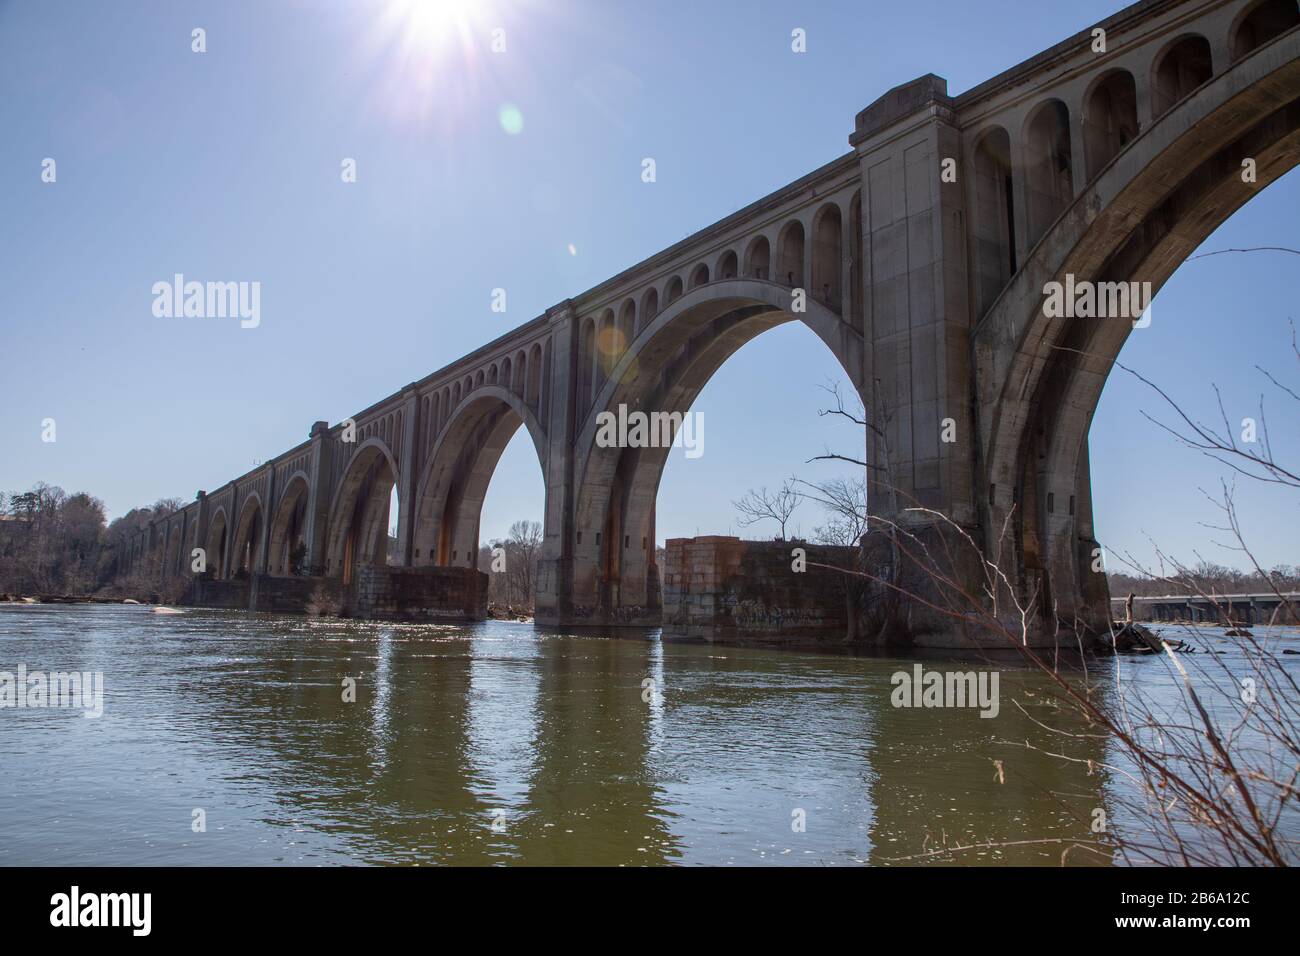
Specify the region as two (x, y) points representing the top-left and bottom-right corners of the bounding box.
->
(1111, 591), (1300, 623)
(122, 0), (1300, 642)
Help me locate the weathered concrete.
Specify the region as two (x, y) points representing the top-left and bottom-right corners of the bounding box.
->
(350, 566), (488, 623)
(122, 0), (1300, 643)
(662, 536), (863, 643)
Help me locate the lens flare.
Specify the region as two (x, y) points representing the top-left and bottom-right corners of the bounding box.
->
(498, 103), (524, 134)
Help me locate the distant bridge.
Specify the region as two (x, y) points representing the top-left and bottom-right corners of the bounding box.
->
(1112, 592), (1300, 624)
(121, 0), (1300, 636)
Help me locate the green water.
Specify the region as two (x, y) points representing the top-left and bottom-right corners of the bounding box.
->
(0, 604), (1294, 865)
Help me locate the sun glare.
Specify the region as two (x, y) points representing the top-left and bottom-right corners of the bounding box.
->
(386, 0), (481, 50)
(360, 0), (503, 126)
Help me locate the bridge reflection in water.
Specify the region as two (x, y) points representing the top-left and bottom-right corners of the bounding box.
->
(0, 605), (1125, 866)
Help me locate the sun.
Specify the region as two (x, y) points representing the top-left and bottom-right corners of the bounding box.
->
(383, 0), (482, 49)
(358, 0), (502, 125)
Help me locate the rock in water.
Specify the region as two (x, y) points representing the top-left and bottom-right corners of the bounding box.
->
(153, 606), (183, 615)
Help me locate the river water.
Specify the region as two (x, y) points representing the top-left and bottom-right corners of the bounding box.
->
(1, 604), (1295, 866)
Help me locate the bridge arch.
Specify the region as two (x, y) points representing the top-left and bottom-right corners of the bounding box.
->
(230, 491), (264, 578)
(975, 26), (1300, 625)
(325, 437), (400, 583)
(205, 506), (229, 579)
(568, 277), (865, 617)
(267, 471), (310, 576)
(411, 385), (548, 568)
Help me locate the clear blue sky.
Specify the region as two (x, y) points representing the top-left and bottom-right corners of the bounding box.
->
(1, 0), (1295, 571)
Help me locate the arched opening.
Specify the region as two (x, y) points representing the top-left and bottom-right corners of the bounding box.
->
(776, 220), (805, 287)
(811, 203), (843, 309)
(1152, 35), (1213, 120)
(976, 48), (1300, 629)
(744, 235), (771, 280)
(596, 308), (619, 393)
(689, 262), (710, 288)
(971, 126), (1016, 316)
(638, 287), (659, 333)
(569, 281), (866, 621)
(665, 275), (683, 304)
(1084, 69), (1138, 181)
(230, 496), (264, 579)
(205, 508), (228, 579)
(717, 249), (738, 280)
(1232, 0), (1300, 62)
(267, 475), (310, 576)
(412, 390), (547, 585)
(325, 442), (399, 585)
(1091, 168), (1300, 623)
(618, 299), (636, 355)
(1023, 99), (1074, 248)
(475, 427), (548, 616)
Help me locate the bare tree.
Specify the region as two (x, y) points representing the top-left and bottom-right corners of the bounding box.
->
(506, 519), (543, 608)
(732, 478), (802, 540)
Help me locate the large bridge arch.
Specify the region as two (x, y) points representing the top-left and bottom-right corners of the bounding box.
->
(204, 506), (229, 580)
(230, 491), (265, 578)
(974, 24), (1300, 626)
(411, 385), (548, 568)
(267, 472), (310, 576)
(324, 437), (400, 583)
(567, 277), (865, 619)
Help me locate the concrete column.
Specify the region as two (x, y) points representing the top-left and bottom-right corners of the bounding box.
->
(396, 385), (420, 567)
(1134, 61), (1154, 133)
(1069, 108), (1088, 198)
(221, 486), (235, 580)
(852, 77), (975, 527)
(840, 202), (855, 321)
(1009, 140), (1032, 267)
(180, 507), (190, 576)
(192, 491), (210, 575)
(303, 421), (334, 576)
(255, 470), (275, 574)
(535, 303), (577, 624)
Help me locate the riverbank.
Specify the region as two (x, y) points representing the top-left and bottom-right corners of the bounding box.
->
(0, 594), (148, 605)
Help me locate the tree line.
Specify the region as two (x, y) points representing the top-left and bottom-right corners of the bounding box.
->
(0, 482), (183, 597)
(1109, 562), (1300, 598)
